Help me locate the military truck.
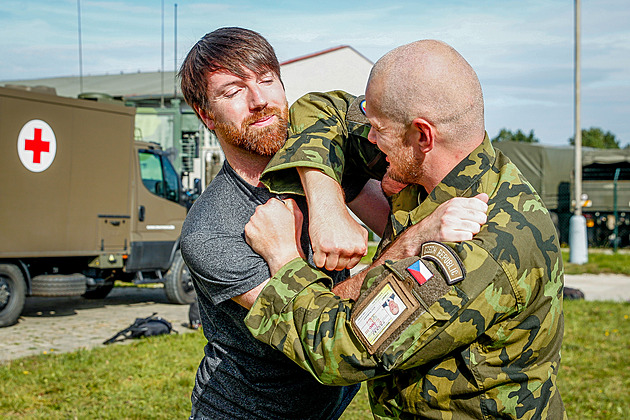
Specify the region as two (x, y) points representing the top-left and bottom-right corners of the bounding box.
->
(494, 141), (630, 247)
(0, 86), (195, 327)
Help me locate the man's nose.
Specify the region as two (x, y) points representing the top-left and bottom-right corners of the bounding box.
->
(367, 127), (378, 144)
(249, 85), (267, 110)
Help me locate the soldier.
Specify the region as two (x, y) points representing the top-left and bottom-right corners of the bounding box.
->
(244, 40), (566, 419)
(178, 29), (487, 419)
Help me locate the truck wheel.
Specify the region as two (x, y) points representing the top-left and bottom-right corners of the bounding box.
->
(82, 282), (115, 299)
(164, 250), (196, 304)
(0, 264), (26, 327)
(31, 274), (87, 297)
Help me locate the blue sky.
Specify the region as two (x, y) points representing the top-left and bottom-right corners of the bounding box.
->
(1, 0), (629, 146)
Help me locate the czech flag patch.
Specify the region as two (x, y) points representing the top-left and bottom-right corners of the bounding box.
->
(407, 259), (433, 286)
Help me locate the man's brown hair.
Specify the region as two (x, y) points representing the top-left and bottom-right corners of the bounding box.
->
(179, 27), (281, 116)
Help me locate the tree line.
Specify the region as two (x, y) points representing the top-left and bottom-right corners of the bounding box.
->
(492, 127), (627, 149)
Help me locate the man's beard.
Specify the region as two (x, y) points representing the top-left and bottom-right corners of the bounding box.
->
(385, 147), (424, 185)
(214, 106), (289, 156)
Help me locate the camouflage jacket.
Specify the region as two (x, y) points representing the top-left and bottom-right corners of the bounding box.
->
(246, 91), (566, 419)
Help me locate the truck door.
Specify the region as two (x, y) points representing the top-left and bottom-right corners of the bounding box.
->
(127, 145), (187, 271)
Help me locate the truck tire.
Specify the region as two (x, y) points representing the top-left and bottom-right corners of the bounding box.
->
(31, 274), (87, 297)
(0, 264), (26, 327)
(164, 250), (196, 304)
(82, 282), (115, 299)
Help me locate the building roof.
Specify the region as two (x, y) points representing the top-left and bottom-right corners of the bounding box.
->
(1, 45), (373, 106)
(280, 45), (373, 105)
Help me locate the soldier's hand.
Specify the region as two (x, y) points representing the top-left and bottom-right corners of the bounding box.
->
(420, 193), (488, 241)
(392, 194), (489, 257)
(309, 205), (368, 271)
(297, 167), (368, 271)
(245, 198), (305, 275)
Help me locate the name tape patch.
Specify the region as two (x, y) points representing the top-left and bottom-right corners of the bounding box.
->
(421, 242), (465, 285)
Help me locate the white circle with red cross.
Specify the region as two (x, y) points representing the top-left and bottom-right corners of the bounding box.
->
(17, 119), (57, 173)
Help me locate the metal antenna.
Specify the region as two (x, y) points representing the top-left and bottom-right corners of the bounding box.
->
(77, 0), (83, 94)
(174, 3), (178, 99)
(160, 0), (165, 108)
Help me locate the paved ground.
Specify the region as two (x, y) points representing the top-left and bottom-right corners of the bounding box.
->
(564, 273), (630, 302)
(1, 273), (628, 364)
(0, 286), (194, 364)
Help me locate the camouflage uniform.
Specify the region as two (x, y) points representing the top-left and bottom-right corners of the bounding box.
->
(245, 91), (566, 419)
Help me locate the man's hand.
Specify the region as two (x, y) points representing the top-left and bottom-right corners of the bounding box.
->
(390, 193), (489, 258)
(423, 193), (489, 241)
(298, 168), (368, 271)
(309, 204), (368, 271)
(244, 198), (305, 276)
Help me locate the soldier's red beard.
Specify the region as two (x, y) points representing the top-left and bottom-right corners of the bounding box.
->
(213, 106), (289, 156)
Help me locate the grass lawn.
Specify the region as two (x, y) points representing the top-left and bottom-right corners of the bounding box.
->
(1, 299), (628, 419)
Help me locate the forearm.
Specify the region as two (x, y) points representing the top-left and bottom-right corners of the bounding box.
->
(298, 167), (347, 224)
(331, 236), (417, 302)
(298, 167), (368, 270)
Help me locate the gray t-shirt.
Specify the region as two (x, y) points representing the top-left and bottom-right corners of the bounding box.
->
(181, 161), (352, 420)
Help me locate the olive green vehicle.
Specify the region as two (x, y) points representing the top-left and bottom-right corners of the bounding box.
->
(0, 86), (195, 327)
(494, 141), (630, 247)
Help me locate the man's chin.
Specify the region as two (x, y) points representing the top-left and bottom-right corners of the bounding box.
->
(381, 172), (409, 196)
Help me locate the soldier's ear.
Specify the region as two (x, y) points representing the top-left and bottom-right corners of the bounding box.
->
(195, 105), (215, 131)
(411, 118), (435, 153)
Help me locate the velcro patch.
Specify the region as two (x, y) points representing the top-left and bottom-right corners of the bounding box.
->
(421, 242), (465, 285)
(351, 269), (421, 355)
(351, 256), (455, 357)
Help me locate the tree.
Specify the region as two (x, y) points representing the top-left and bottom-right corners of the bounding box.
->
(568, 127), (619, 149)
(492, 128), (539, 143)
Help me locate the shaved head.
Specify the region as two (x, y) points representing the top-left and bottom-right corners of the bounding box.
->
(367, 40), (485, 145)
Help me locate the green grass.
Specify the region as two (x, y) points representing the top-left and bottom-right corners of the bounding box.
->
(1, 300), (628, 419)
(0, 333), (204, 419)
(562, 249), (630, 275)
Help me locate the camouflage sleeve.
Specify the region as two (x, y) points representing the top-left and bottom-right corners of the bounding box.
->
(260, 90), (386, 198)
(245, 242), (520, 385)
(244, 257), (384, 385)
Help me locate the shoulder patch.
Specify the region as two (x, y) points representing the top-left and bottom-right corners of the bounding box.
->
(421, 241), (465, 285)
(351, 271), (420, 355)
(346, 95), (370, 125)
(351, 257), (454, 357)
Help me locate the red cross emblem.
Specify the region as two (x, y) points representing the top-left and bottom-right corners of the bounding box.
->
(25, 128), (50, 164)
(17, 119), (57, 173)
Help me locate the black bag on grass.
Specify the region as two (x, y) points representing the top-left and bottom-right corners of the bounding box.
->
(188, 298), (201, 330)
(104, 313), (175, 345)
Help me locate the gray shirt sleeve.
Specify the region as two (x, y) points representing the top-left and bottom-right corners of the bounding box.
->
(181, 229), (270, 305)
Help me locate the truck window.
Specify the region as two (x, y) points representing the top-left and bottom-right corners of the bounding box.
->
(139, 151), (180, 204)
(161, 155), (180, 203)
(583, 163), (630, 181)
